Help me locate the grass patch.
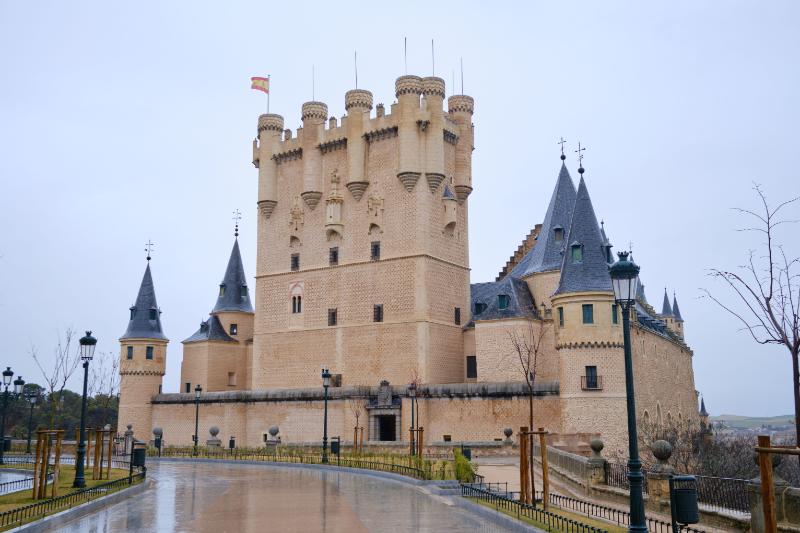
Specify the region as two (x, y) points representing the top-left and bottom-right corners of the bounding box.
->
(469, 497), (627, 533)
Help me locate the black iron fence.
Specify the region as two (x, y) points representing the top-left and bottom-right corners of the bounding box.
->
(150, 448), (432, 480)
(604, 462), (650, 493)
(0, 470), (145, 529)
(0, 454), (131, 471)
(462, 483), (609, 533)
(535, 490), (706, 533)
(694, 475), (749, 514)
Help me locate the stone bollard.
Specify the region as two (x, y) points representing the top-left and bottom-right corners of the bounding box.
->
(587, 438), (607, 486)
(124, 424), (134, 455)
(266, 425), (280, 453)
(748, 453), (788, 533)
(207, 426), (222, 448)
(503, 428), (514, 446)
(646, 440), (674, 514)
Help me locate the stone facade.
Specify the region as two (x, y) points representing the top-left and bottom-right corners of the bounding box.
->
(118, 73), (700, 455)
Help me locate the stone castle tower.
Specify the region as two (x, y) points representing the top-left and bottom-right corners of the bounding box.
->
(250, 75), (475, 388)
(118, 261), (167, 436)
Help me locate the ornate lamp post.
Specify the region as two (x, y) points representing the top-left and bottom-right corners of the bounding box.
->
(609, 251), (646, 533)
(0, 370), (24, 465)
(25, 388), (38, 454)
(193, 385), (202, 456)
(73, 331), (96, 488)
(321, 368), (331, 464)
(408, 382), (416, 456)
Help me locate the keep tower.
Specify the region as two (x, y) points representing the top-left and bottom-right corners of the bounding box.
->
(118, 260), (168, 441)
(250, 74), (474, 388)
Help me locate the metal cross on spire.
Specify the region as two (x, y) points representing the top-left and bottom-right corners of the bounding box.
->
(144, 240), (154, 262)
(232, 209), (242, 238)
(558, 137), (567, 160)
(575, 142), (586, 175)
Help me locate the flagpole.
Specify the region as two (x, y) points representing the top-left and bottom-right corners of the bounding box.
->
(267, 75), (270, 114)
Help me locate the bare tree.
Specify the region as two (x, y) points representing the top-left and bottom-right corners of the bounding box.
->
(508, 319), (548, 504)
(702, 184), (800, 453)
(348, 385), (370, 450)
(30, 328), (81, 428)
(88, 351), (120, 410)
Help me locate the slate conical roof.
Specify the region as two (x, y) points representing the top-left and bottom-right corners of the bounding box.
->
(554, 177), (613, 294)
(212, 238), (254, 313)
(699, 397), (709, 417)
(510, 163), (577, 277)
(672, 293), (683, 321)
(637, 278), (649, 304)
(121, 263), (167, 340)
(661, 289), (673, 316)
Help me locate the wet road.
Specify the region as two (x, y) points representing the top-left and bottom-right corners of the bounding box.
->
(55, 461), (519, 533)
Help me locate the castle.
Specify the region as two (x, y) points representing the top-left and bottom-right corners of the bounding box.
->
(118, 74), (698, 454)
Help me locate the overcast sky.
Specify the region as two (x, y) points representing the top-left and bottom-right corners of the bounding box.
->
(1, 1), (797, 416)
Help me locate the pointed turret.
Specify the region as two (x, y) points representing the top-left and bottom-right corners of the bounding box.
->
(672, 293), (683, 321)
(699, 397), (709, 417)
(637, 278), (648, 304)
(511, 163), (577, 277)
(554, 177), (612, 294)
(661, 289), (673, 316)
(121, 263), (167, 340)
(213, 238), (254, 313)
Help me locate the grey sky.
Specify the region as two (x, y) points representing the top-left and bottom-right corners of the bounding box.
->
(1, 1), (797, 416)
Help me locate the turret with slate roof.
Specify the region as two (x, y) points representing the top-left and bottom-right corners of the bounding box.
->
(661, 289), (673, 317)
(213, 237), (254, 314)
(121, 262), (167, 341)
(672, 293), (683, 321)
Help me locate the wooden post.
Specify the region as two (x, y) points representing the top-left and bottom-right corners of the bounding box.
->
(519, 427), (529, 504)
(106, 430), (113, 479)
(32, 430), (43, 499)
(538, 427), (550, 511)
(758, 435), (777, 533)
(409, 427), (414, 455)
(52, 430), (63, 497)
(359, 426), (364, 451)
(417, 427), (423, 457)
(39, 431), (51, 499)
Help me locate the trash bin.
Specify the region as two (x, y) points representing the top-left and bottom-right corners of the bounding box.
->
(229, 437), (236, 450)
(461, 445), (472, 461)
(331, 440), (340, 455)
(132, 447), (147, 467)
(2, 437), (10, 452)
(670, 475), (699, 525)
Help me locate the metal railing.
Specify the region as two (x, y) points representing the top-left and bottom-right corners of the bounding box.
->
(0, 454), (131, 471)
(151, 448), (432, 480)
(462, 483), (608, 533)
(604, 462), (650, 493)
(535, 490), (706, 533)
(0, 470), (145, 529)
(694, 475), (749, 514)
(532, 442), (590, 480)
(581, 376), (604, 390)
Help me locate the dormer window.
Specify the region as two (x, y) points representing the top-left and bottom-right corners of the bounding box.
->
(498, 294), (510, 310)
(474, 302), (487, 315)
(553, 226), (564, 242)
(149, 308), (157, 320)
(240, 285), (248, 298)
(571, 242), (583, 263)
(219, 284), (226, 297)
(129, 308), (135, 320)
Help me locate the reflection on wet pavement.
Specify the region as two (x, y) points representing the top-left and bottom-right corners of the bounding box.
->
(54, 461), (518, 532)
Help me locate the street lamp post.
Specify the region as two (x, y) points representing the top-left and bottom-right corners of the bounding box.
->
(609, 251), (646, 533)
(0, 368), (24, 465)
(193, 385), (202, 456)
(73, 331), (97, 488)
(25, 389), (38, 454)
(321, 369), (331, 464)
(408, 382), (416, 456)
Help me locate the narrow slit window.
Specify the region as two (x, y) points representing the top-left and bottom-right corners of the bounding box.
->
(371, 241), (381, 261)
(466, 355), (477, 379)
(582, 304), (594, 324)
(612, 304), (619, 324)
(146, 346), (154, 360)
(329, 247), (339, 266)
(558, 307), (564, 327)
(328, 308), (337, 326)
(373, 304), (384, 323)
(291, 253), (300, 271)
(126, 346), (133, 360)
(454, 307), (461, 326)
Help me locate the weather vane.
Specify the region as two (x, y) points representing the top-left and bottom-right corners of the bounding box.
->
(144, 240), (154, 262)
(575, 142), (586, 174)
(558, 137), (567, 160)
(232, 209), (242, 237)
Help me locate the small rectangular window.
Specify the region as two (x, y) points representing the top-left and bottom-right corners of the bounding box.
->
(329, 247), (339, 266)
(158, 384), (162, 394)
(185, 382), (191, 393)
(292, 296), (302, 314)
(572, 245), (583, 262)
(126, 346), (133, 360)
(230, 323), (238, 335)
(146, 346), (154, 360)
(558, 307), (564, 327)
(291, 253), (300, 271)
(240, 285), (247, 298)
(373, 304), (384, 323)
(612, 304), (619, 324)
(498, 295), (510, 310)
(584, 365), (599, 390)
(371, 241), (381, 261)
(454, 307), (461, 326)
(474, 302), (487, 315)
(149, 308), (157, 320)
(466, 355), (477, 379)
(328, 308), (338, 326)
(582, 304), (594, 324)
(219, 285), (226, 297)
(129, 308), (135, 320)
(228, 372), (236, 387)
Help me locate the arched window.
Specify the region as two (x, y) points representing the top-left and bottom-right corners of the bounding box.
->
(292, 295), (302, 314)
(289, 282), (304, 314)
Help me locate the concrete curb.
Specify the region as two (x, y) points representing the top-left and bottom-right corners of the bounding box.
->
(151, 457), (543, 531)
(7, 478), (152, 533)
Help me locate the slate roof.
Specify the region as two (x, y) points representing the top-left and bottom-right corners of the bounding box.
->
(554, 177), (613, 295)
(510, 163), (577, 278)
(672, 294), (683, 321)
(699, 397), (709, 417)
(120, 263), (168, 341)
(469, 276), (537, 323)
(637, 279), (649, 305)
(661, 289), (673, 316)
(442, 184), (456, 200)
(212, 238), (254, 313)
(183, 315), (236, 344)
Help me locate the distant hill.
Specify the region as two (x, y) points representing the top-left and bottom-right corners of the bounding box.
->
(711, 414), (794, 429)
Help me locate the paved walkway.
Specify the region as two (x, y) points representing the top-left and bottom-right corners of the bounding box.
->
(52, 461), (523, 533)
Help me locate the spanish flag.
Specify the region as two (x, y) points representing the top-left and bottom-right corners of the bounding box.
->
(251, 76), (269, 94)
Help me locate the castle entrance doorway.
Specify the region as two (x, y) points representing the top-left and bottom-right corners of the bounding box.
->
(377, 415), (396, 441)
